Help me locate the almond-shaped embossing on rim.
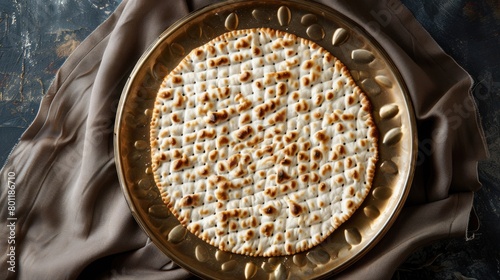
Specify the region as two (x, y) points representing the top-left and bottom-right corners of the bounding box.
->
(277, 6), (291, 26)
(225, 12), (239, 31)
(252, 9), (271, 23)
(383, 127), (403, 146)
(244, 262), (258, 279)
(361, 78), (382, 96)
(221, 260), (238, 272)
(351, 49), (375, 64)
(170, 42), (185, 57)
(195, 245), (209, 262)
(344, 228), (362, 246)
(306, 249), (330, 265)
(332, 27), (349, 46)
(301, 13), (317, 26)
(168, 224), (187, 244)
(148, 204), (170, 219)
(375, 75), (393, 88)
(363, 205), (381, 219)
(273, 263), (289, 280)
(372, 187), (393, 200)
(379, 104), (400, 120)
(306, 23), (325, 41)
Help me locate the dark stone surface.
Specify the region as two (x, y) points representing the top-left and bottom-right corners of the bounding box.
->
(1, 1), (498, 279)
(395, 1), (500, 279)
(1, 0), (121, 163)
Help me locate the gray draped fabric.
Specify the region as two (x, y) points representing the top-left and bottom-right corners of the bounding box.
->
(0, 0), (487, 279)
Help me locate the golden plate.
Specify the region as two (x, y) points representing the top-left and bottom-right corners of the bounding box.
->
(114, 0), (417, 278)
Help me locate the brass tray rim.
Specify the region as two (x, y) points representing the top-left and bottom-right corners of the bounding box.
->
(114, 0), (418, 278)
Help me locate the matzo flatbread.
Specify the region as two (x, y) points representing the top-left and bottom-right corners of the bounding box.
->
(150, 28), (378, 257)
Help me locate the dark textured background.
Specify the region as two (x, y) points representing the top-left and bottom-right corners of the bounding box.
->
(0, 1), (498, 279)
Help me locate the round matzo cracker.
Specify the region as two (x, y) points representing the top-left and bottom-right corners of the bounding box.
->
(150, 28), (378, 257)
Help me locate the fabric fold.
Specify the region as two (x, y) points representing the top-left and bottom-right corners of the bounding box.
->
(337, 192), (474, 279)
(0, 0), (487, 279)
